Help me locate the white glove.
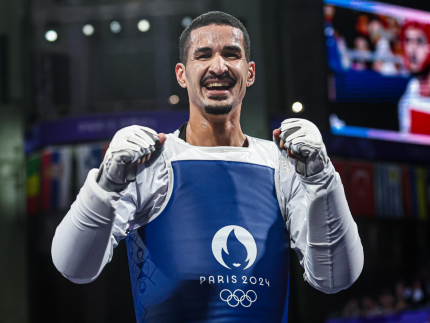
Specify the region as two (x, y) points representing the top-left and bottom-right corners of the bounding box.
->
(276, 118), (328, 177)
(97, 126), (162, 191)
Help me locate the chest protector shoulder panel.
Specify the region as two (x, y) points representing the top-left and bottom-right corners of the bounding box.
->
(126, 138), (290, 323)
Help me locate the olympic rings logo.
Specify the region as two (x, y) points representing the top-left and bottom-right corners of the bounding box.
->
(220, 289), (257, 307)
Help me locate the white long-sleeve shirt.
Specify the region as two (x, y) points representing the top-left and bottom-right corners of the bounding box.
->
(52, 130), (363, 294)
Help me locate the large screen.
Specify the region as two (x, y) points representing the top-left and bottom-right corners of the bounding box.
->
(324, 0), (430, 145)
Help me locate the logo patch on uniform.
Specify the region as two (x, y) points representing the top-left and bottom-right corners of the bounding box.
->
(220, 289), (257, 307)
(211, 225), (257, 270)
(201, 225), (270, 307)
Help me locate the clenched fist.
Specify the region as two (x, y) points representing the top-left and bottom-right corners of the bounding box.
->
(273, 118), (328, 177)
(97, 126), (166, 191)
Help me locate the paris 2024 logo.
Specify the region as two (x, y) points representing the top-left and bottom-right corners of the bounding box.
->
(199, 225), (270, 307)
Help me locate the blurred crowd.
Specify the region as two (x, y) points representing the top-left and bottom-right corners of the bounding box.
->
(342, 264), (430, 318)
(325, 4), (408, 76)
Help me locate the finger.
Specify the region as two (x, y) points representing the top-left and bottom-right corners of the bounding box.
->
(116, 149), (140, 164)
(111, 141), (144, 154)
(131, 147), (150, 164)
(284, 128), (307, 143)
(273, 129), (281, 141)
(127, 136), (151, 150)
(290, 141), (304, 155)
(288, 149), (298, 160)
(134, 130), (155, 146)
(280, 139), (285, 150)
(139, 127), (157, 136)
(145, 153), (152, 162)
(158, 133), (167, 145)
(280, 118), (302, 127)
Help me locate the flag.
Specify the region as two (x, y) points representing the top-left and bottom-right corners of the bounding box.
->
(75, 143), (108, 188)
(26, 154), (41, 216)
(375, 164), (403, 218)
(413, 167), (428, 221)
(402, 166), (413, 219)
(41, 147), (72, 212)
(349, 161), (375, 217)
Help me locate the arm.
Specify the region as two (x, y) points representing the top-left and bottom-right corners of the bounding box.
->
(51, 126), (167, 284)
(51, 169), (127, 284)
(285, 162), (364, 294)
(275, 118), (363, 294)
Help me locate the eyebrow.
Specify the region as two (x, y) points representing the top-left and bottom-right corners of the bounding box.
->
(193, 45), (243, 55)
(224, 45), (242, 53)
(193, 47), (212, 55)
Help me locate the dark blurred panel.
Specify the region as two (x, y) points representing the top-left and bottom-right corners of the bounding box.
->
(28, 211), (135, 323)
(0, 35), (9, 104)
(31, 0), (217, 123)
(331, 102), (399, 131)
(51, 54), (71, 115)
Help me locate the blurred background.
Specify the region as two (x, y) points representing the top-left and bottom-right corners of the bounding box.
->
(2, 0), (430, 322)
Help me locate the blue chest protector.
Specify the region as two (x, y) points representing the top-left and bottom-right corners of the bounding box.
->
(126, 160), (290, 323)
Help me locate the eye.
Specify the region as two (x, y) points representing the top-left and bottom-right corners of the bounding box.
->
(197, 54), (211, 59)
(225, 53), (239, 59)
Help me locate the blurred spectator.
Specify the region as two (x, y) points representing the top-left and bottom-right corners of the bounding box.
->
(342, 299), (360, 318)
(403, 283), (413, 301)
(395, 281), (408, 311)
(361, 296), (382, 317)
(356, 15), (370, 37)
(379, 289), (395, 314)
(368, 17), (397, 75)
(352, 37), (371, 71)
(339, 264), (430, 319)
(411, 280), (425, 305)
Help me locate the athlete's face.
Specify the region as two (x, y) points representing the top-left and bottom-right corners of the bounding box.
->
(176, 25), (255, 116)
(404, 28), (430, 73)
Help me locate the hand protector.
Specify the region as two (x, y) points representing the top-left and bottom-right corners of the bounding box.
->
(277, 118), (328, 177)
(97, 126), (162, 191)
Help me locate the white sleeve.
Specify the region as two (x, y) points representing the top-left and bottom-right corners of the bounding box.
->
(51, 155), (169, 284)
(283, 160), (364, 294)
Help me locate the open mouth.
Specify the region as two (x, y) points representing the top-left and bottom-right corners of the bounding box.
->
(202, 78), (235, 96)
(204, 82), (233, 91)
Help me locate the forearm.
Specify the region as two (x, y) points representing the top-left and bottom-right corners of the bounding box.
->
(51, 169), (122, 284)
(300, 162), (364, 294)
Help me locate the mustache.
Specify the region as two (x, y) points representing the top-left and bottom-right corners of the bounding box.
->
(200, 72), (236, 86)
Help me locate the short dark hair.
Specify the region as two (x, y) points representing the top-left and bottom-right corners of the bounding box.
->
(179, 11), (251, 65)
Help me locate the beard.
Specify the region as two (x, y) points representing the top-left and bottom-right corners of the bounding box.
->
(204, 104), (233, 115)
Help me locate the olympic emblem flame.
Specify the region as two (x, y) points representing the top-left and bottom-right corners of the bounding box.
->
(211, 225), (257, 270)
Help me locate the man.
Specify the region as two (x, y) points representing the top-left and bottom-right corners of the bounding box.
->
(52, 12), (363, 322)
(399, 21), (430, 136)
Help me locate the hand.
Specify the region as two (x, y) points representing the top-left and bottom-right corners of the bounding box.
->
(97, 126), (166, 190)
(273, 118), (328, 177)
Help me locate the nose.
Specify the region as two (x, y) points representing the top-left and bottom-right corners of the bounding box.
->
(208, 53), (228, 75)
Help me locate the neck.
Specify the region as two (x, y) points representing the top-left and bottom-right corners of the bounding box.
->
(419, 73), (430, 97)
(186, 103), (247, 147)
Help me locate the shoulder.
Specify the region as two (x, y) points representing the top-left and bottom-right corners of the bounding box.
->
(248, 135), (279, 157)
(245, 135), (280, 170)
(247, 135), (277, 152)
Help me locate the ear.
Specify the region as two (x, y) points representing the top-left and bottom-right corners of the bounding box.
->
(176, 63), (188, 89)
(246, 61), (256, 87)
